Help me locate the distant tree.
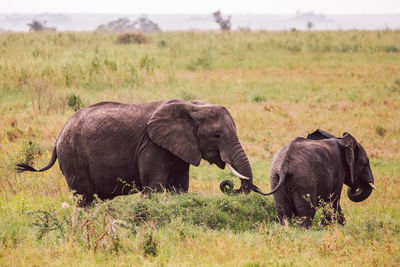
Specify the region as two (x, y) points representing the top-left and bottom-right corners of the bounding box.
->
(28, 20), (44, 32)
(96, 17), (160, 33)
(212, 10), (231, 31)
(136, 16), (160, 33)
(27, 20), (56, 32)
(307, 21), (314, 31)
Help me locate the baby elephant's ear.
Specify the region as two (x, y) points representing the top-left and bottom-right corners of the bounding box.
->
(342, 132), (357, 185)
(147, 101), (202, 166)
(307, 129), (338, 140)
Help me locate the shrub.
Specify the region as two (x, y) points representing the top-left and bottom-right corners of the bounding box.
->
(67, 94), (83, 111)
(139, 55), (155, 72)
(376, 125), (387, 137)
(180, 90), (197, 101)
(392, 77), (400, 93)
(186, 54), (213, 71)
(380, 45), (399, 53)
(285, 42), (302, 53)
(142, 232), (158, 257)
(252, 95), (266, 103)
(157, 40), (167, 47)
(6, 127), (24, 142)
(20, 140), (42, 165)
(116, 32), (151, 44)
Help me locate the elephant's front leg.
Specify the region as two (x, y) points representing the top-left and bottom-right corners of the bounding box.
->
(328, 197), (345, 225)
(322, 187), (345, 226)
(167, 164), (190, 193)
(138, 141), (189, 195)
(335, 203), (345, 225)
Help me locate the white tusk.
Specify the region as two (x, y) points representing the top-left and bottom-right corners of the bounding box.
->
(369, 183), (377, 190)
(226, 163), (250, 180)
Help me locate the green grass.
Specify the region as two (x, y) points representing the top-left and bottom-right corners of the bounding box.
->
(0, 30), (400, 266)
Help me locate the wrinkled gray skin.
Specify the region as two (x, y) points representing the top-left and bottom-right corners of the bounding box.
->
(16, 99), (253, 205)
(269, 129), (375, 228)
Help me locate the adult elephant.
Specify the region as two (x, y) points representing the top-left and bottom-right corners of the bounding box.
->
(16, 99), (254, 205)
(267, 129), (376, 227)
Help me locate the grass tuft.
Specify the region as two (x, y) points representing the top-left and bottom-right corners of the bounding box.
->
(116, 32), (151, 44)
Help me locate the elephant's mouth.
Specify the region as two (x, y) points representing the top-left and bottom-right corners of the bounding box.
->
(203, 150), (226, 169)
(216, 160), (226, 169)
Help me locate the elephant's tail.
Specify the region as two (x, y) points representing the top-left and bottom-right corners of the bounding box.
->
(248, 170), (288, 196)
(16, 146), (57, 173)
(266, 171), (288, 195)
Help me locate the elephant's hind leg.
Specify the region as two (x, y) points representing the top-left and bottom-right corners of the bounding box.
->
(60, 161), (95, 206)
(273, 190), (293, 225)
(292, 190), (317, 228)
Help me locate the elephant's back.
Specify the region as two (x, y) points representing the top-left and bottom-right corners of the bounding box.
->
(55, 101), (162, 183)
(58, 101), (161, 142)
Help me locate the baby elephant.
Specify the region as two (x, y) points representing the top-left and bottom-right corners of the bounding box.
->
(269, 129), (376, 227)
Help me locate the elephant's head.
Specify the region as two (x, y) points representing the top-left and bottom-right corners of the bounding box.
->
(146, 100), (253, 193)
(307, 129), (376, 202)
(341, 133), (375, 202)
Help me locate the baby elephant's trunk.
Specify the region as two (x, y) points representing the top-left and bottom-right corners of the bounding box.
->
(347, 182), (374, 202)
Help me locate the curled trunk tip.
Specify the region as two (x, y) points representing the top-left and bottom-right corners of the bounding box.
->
(347, 182), (373, 202)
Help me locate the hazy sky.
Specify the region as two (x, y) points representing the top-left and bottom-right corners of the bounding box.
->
(3, 0), (400, 14)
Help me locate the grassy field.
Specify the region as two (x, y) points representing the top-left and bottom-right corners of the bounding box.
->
(0, 30), (400, 266)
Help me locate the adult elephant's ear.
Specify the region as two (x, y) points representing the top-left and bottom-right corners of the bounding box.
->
(147, 102), (202, 166)
(342, 132), (357, 185)
(307, 129), (338, 140)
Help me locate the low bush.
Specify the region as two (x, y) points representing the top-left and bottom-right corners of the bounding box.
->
(66, 94), (84, 111)
(19, 140), (42, 166)
(116, 32), (151, 44)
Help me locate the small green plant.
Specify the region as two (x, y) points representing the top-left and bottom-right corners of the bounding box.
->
(285, 40), (302, 53)
(186, 53), (213, 71)
(116, 32), (151, 44)
(392, 77), (400, 93)
(20, 140), (42, 166)
(142, 232), (158, 257)
(252, 95), (266, 103)
(380, 45), (399, 53)
(117, 178), (139, 194)
(63, 63), (75, 87)
(104, 58), (118, 72)
(67, 94), (83, 111)
(89, 57), (101, 75)
(180, 90), (196, 101)
(139, 55), (155, 72)
(376, 125), (387, 137)
(6, 127), (24, 142)
(310, 198), (344, 229)
(158, 40), (167, 47)
(30, 210), (66, 241)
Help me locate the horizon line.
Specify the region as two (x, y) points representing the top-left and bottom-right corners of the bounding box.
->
(2, 12), (400, 16)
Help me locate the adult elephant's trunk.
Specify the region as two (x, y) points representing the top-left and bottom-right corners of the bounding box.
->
(220, 137), (253, 194)
(347, 181), (374, 202)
